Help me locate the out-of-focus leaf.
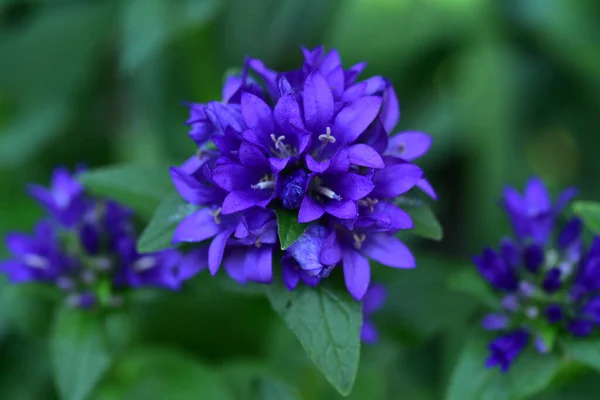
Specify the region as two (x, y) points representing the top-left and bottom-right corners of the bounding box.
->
(220, 361), (298, 400)
(79, 165), (174, 219)
(377, 256), (479, 340)
(51, 307), (116, 400)
(0, 2), (114, 166)
(266, 281), (362, 396)
(572, 201), (600, 234)
(561, 338), (600, 372)
(105, 347), (232, 400)
(120, 0), (221, 73)
(404, 203), (443, 240)
(447, 268), (497, 308)
(446, 330), (562, 400)
(275, 209), (307, 250)
(137, 193), (198, 253)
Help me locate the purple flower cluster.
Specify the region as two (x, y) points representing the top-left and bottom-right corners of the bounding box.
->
(473, 178), (600, 371)
(0, 168), (196, 309)
(171, 46), (435, 301)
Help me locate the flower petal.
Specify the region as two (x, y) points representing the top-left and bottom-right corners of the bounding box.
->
(331, 173), (375, 201)
(303, 72), (334, 132)
(320, 230), (341, 265)
(172, 208), (221, 244)
(417, 178), (437, 200)
(363, 285), (387, 314)
(525, 178), (551, 215)
(223, 249), (247, 284)
(241, 92), (274, 138)
(298, 196), (324, 223)
(221, 190), (273, 214)
(371, 164), (423, 198)
(244, 246), (273, 283)
(332, 96), (382, 144)
(179, 246), (209, 280)
(380, 86), (399, 133)
(212, 164), (256, 191)
(347, 144), (384, 169)
(274, 93), (305, 133)
(208, 228), (234, 275)
(282, 259), (300, 291)
(239, 141), (269, 169)
(362, 233), (415, 268)
(360, 320), (379, 343)
(325, 199), (357, 220)
(342, 249), (371, 301)
(306, 154), (331, 173)
(387, 132), (432, 161)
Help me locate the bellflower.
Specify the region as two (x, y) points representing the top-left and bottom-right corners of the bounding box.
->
(170, 45), (436, 300)
(473, 177), (600, 372)
(361, 283), (386, 344)
(0, 168), (192, 309)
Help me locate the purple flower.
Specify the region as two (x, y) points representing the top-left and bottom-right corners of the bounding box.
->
(170, 45), (435, 301)
(361, 283), (386, 344)
(28, 167), (88, 227)
(485, 329), (529, 372)
(472, 178), (600, 371)
(1, 167), (195, 310)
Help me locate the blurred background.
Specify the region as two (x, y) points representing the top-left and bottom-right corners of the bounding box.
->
(1, 0), (600, 399)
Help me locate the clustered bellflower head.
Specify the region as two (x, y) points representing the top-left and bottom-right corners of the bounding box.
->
(0, 167), (199, 309)
(472, 178), (600, 372)
(172, 45), (436, 302)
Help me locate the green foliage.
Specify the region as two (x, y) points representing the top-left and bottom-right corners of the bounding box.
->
(447, 268), (498, 308)
(275, 209), (308, 250)
(51, 307), (127, 400)
(572, 201), (600, 234)
(137, 193), (198, 253)
(404, 203), (443, 241)
(79, 165), (174, 219)
(447, 331), (563, 400)
(266, 281), (362, 396)
(561, 339), (600, 372)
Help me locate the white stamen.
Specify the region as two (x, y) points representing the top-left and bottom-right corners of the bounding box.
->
(316, 186), (342, 201)
(318, 126), (336, 144)
(270, 134), (287, 150)
(525, 306), (539, 319)
(134, 256), (157, 272)
(210, 207), (222, 224)
(353, 233), (367, 250)
(545, 249), (559, 269)
(251, 181), (275, 190)
(23, 254), (50, 270)
(358, 197), (379, 212)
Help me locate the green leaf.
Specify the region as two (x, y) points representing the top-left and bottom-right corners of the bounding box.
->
(275, 209), (308, 250)
(137, 193), (198, 253)
(446, 330), (562, 400)
(51, 307), (118, 400)
(562, 338), (600, 371)
(220, 361), (298, 400)
(266, 281), (362, 396)
(573, 201), (600, 234)
(447, 268), (498, 308)
(79, 165), (173, 219)
(404, 203), (443, 240)
(110, 347), (232, 400)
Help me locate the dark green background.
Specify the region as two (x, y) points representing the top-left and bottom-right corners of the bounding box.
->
(1, 0), (600, 398)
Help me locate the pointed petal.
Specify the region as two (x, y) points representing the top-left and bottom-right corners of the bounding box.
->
(320, 230), (341, 265)
(208, 228), (234, 275)
(360, 320), (379, 343)
(362, 234), (415, 268)
(212, 164), (256, 191)
(525, 178), (551, 214)
(347, 144), (384, 169)
(306, 154), (330, 173)
(274, 93), (305, 133)
(222, 190), (272, 214)
(363, 285), (387, 314)
(239, 141), (269, 168)
(342, 250), (371, 300)
(172, 209), (221, 243)
(5, 233), (35, 256)
(325, 199), (357, 219)
(179, 246), (209, 280)
(244, 247), (272, 283)
(387, 132), (432, 161)
(282, 259), (300, 290)
(298, 196), (325, 223)
(303, 72), (334, 132)
(223, 249), (247, 284)
(332, 173), (375, 201)
(333, 96), (382, 144)
(241, 92), (274, 137)
(417, 178), (437, 200)
(380, 86), (399, 133)
(371, 164), (423, 198)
